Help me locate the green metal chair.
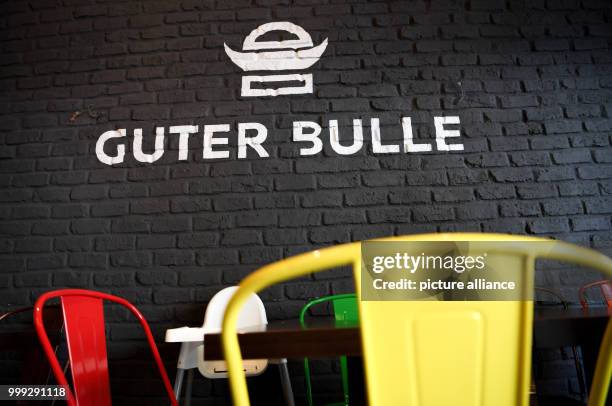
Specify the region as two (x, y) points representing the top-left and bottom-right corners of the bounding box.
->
(299, 293), (358, 406)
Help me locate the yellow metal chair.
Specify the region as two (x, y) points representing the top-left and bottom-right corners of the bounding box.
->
(221, 233), (612, 406)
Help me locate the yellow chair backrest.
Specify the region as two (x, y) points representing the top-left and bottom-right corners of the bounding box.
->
(221, 233), (612, 406)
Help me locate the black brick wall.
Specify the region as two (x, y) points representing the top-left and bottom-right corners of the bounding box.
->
(1, 0), (611, 404)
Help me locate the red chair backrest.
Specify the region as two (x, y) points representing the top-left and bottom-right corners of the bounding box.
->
(33, 289), (178, 406)
(579, 280), (612, 309)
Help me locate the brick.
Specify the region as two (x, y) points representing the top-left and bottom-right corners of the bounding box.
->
(263, 229), (307, 245)
(585, 197), (612, 214)
(387, 188), (431, 204)
(220, 229), (261, 246)
(153, 288), (192, 304)
(151, 217), (190, 233)
(500, 95), (538, 108)
(240, 247), (284, 264)
(71, 185), (107, 200)
(517, 184), (558, 199)
(111, 218), (150, 233)
(572, 217), (610, 231)
(309, 227), (350, 244)
(456, 202), (498, 220)
(482, 219), (526, 234)
(0, 223), (32, 236)
(542, 199), (584, 216)
(344, 190), (387, 206)
(0, 258), (25, 272)
(275, 175), (316, 191)
(534, 167), (576, 182)
(558, 181), (599, 197)
(279, 211), (320, 228)
(170, 197), (211, 213)
(552, 149), (592, 164)
(136, 235), (174, 249)
(16, 272), (52, 287)
(137, 270), (177, 286)
(500, 202), (541, 217)
(27, 253), (65, 270)
(110, 252), (151, 268)
(32, 220), (69, 236)
(91, 202), (129, 217)
(433, 188), (474, 202)
(545, 121), (583, 134)
(413, 206), (455, 222)
(132, 105), (170, 120)
(94, 272), (134, 287)
(236, 212), (277, 227)
(154, 250), (194, 266)
(71, 219), (110, 235)
(491, 168), (534, 183)
(197, 249), (239, 265)
(465, 153), (509, 168)
(528, 218), (570, 234)
(362, 171), (405, 187)
(367, 207), (411, 223)
(110, 184), (148, 198)
(578, 165), (612, 180)
(510, 151), (552, 166)
(178, 270), (220, 286)
(323, 210), (366, 225)
(68, 253), (107, 269)
(12, 206), (49, 219)
(54, 236), (91, 252)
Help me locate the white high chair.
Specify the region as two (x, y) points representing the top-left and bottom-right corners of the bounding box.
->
(165, 286), (295, 406)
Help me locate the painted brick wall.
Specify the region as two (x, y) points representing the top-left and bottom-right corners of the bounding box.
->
(1, 0), (611, 404)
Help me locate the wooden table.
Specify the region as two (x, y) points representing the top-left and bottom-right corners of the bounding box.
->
(204, 307), (610, 359)
(203, 307), (610, 405)
(204, 319), (361, 360)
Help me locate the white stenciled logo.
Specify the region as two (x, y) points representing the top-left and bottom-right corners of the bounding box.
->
(224, 22), (328, 97)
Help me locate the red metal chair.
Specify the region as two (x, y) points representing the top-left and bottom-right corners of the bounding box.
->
(33, 289), (179, 406)
(579, 280), (612, 309)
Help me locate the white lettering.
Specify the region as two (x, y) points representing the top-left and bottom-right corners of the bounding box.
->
(203, 124), (230, 159)
(96, 129), (126, 166)
(402, 117), (432, 152)
(293, 121), (323, 156)
(329, 119), (363, 155)
(434, 116), (463, 152)
(133, 127), (165, 163)
(371, 118), (399, 154)
(95, 116), (464, 163)
(237, 122), (269, 158)
(169, 125), (198, 161)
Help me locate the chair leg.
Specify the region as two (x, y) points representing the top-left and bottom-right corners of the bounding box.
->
(174, 368), (185, 401)
(184, 368), (194, 406)
(277, 358), (296, 406)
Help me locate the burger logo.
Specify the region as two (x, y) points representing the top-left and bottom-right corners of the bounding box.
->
(224, 22), (328, 97)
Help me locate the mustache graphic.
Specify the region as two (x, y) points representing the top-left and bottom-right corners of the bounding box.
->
(224, 40), (328, 71)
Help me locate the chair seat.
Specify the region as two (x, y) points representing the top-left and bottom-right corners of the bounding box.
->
(165, 323), (266, 343)
(165, 327), (207, 343)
